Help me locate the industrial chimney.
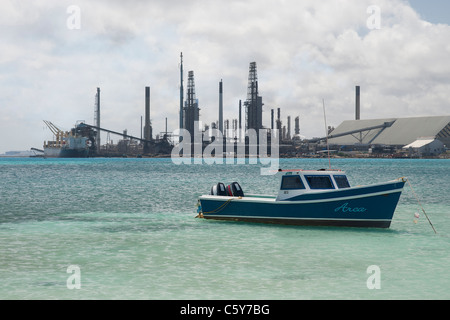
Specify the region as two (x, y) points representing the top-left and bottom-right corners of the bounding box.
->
(271, 109), (274, 130)
(295, 116), (300, 135)
(144, 86), (152, 153)
(144, 86), (151, 139)
(355, 85), (360, 120)
(276, 108), (281, 130)
(287, 116), (291, 140)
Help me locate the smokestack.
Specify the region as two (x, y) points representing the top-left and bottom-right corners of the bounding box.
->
(295, 116), (300, 135)
(144, 86), (151, 153)
(287, 116), (291, 140)
(276, 108), (281, 131)
(219, 79), (223, 134)
(165, 117), (168, 138)
(144, 86), (151, 140)
(355, 85), (360, 120)
(271, 109), (274, 130)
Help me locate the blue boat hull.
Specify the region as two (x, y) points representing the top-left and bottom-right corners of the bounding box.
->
(199, 180), (405, 228)
(44, 147), (89, 158)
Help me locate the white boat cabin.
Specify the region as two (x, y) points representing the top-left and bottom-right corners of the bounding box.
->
(276, 169), (351, 201)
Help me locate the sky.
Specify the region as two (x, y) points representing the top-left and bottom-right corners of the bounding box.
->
(1, 0), (450, 153)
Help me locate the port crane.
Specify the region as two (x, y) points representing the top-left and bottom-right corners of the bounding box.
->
(43, 120), (67, 148)
(43, 120), (65, 136)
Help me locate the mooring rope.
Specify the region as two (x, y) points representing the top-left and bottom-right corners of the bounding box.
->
(407, 179), (437, 234)
(196, 198), (234, 218)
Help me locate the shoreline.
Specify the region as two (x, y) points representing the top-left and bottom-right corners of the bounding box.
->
(2, 153), (449, 160)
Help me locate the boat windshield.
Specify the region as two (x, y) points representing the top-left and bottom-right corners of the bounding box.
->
(281, 175), (305, 190)
(305, 175), (335, 189)
(334, 175), (350, 188)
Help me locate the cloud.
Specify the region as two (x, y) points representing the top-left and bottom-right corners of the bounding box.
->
(0, 0), (449, 152)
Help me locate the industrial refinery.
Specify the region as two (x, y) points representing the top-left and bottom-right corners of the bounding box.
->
(34, 53), (450, 159)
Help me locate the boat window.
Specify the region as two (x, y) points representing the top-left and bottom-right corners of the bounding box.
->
(334, 175), (350, 188)
(305, 175), (335, 189)
(281, 175), (305, 190)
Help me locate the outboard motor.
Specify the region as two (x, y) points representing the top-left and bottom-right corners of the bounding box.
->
(226, 182), (244, 197)
(210, 182), (228, 196)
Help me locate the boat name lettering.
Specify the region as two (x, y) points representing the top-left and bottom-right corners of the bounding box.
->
(335, 203), (367, 213)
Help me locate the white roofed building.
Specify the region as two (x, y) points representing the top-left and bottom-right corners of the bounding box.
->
(323, 116), (450, 152)
(402, 137), (445, 156)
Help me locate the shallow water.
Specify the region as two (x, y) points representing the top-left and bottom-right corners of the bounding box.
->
(0, 157), (448, 299)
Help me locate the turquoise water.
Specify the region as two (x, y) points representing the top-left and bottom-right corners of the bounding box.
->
(0, 157), (449, 299)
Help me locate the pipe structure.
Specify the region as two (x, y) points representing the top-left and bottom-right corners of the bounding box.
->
(84, 124), (152, 144)
(308, 121), (395, 143)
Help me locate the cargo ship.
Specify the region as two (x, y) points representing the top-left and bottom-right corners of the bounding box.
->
(43, 121), (97, 158)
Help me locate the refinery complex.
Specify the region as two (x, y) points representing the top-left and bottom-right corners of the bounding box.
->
(32, 53), (450, 159)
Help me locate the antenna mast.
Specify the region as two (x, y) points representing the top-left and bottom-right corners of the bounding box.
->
(323, 99), (331, 170)
(179, 52), (184, 142)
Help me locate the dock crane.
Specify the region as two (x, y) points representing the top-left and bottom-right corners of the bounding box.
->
(43, 120), (67, 148)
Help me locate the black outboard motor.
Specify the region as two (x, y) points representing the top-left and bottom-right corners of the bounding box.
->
(210, 182), (228, 196)
(226, 182), (244, 197)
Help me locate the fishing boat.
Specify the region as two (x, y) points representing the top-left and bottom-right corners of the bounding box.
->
(197, 169), (407, 228)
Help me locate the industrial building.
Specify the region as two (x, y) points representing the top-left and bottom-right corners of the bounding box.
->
(35, 53), (302, 159)
(402, 137), (445, 157)
(326, 116), (450, 147)
(304, 86), (450, 157)
(318, 115), (450, 156)
(79, 84), (171, 157)
(37, 53), (448, 159)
